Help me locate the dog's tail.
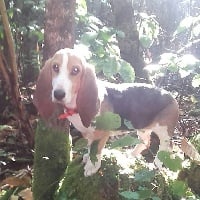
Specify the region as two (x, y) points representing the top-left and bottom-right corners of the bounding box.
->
(181, 138), (200, 164)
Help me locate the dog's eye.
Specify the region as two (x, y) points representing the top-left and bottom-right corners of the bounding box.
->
(71, 66), (80, 76)
(53, 64), (59, 73)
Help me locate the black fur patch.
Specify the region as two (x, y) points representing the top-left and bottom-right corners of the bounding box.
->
(105, 83), (174, 129)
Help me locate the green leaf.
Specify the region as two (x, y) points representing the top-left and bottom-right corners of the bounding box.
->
(137, 189), (152, 199)
(90, 140), (99, 164)
(157, 151), (182, 172)
(81, 31), (98, 45)
(98, 27), (113, 42)
(170, 180), (187, 197)
(116, 30), (125, 38)
(193, 24), (200, 37)
(95, 112), (121, 131)
(139, 34), (153, 48)
(134, 168), (155, 182)
(120, 191), (140, 200)
(110, 135), (140, 149)
(192, 74), (200, 88)
(178, 54), (200, 72)
(102, 57), (119, 77)
(73, 138), (88, 151)
(159, 53), (177, 65)
(76, 0), (87, 16)
(124, 119), (135, 129)
(119, 61), (135, 82)
(173, 16), (194, 36)
(0, 125), (12, 131)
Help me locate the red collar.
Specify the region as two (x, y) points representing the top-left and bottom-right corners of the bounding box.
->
(58, 108), (77, 120)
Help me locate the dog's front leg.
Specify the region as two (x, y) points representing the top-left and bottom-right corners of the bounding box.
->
(82, 131), (110, 176)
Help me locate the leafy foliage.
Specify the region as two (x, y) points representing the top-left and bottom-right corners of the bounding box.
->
(95, 112), (121, 131)
(173, 15), (200, 38)
(76, 0), (135, 82)
(157, 151), (182, 172)
(138, 13), (160, 49)
(110, 135), (140, 149)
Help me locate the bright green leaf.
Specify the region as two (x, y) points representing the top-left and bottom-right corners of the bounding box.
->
(178, 54), (200, 70)
(157, 151), (182, 172)
(119, 61), (135, 83)
(81, 31), (98, 45)
(192, 74), (200, 88)
(170, 180), (187, 197)
(173, 16), (194, 36)
(95, 112), (121, 131)
(110, 135), (140, 149)
(139, 34), (153, 48)
(76, 0), (87, 16)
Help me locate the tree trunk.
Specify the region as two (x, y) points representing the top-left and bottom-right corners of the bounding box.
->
(43, 0), (76, 60)
(33, 0), (76, 199)
(110, 0), (149, 82)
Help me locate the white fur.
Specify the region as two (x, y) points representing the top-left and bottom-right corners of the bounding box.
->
(52, 50), (73, 106)
(152, 124), (171, 169)
(132, 129), (151, 157)
(130, 123), (171, 169)
(83, 154), (101, 176)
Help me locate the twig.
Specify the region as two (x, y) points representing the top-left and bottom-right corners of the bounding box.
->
(177, 38), (200, 54)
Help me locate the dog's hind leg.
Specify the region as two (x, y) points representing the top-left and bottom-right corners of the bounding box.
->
(151, 100), (179, 169)
(132, 129), (152, 157)
(152, 124), (172, 168)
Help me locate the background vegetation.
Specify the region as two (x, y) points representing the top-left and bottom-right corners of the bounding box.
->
(0, 0), (200, 199)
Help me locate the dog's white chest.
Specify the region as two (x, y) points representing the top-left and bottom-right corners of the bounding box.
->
(68, 114), (94, 134)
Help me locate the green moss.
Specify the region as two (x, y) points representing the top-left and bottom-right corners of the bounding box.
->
(33, 120), (70, 200)
(56, 156), (120, 200)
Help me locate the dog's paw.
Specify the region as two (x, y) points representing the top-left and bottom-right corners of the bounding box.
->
(82, 153), (89, 163)
(84, 154), (101, 177)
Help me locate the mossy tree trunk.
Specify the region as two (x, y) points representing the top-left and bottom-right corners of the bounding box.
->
(33, 120), (71, 200)
(33, 0), (76, 199)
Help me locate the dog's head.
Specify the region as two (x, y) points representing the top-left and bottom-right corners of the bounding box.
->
(33, 48), (99, 127)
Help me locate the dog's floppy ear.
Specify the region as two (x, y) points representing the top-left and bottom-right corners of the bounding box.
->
(33, 59), (56, 120)
(77, 64), (99, 128)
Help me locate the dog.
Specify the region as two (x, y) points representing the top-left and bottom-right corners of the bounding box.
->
(33, 48), (200, 176)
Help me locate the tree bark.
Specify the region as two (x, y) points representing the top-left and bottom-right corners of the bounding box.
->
(33, 0), (76, 199)
(110, 0), (149, 82)
(43, 0), (76, 60)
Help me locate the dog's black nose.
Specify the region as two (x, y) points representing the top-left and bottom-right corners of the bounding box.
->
(54, 89), (65, 100)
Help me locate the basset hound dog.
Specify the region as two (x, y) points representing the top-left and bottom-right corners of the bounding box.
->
(33, 48), (199, 176)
